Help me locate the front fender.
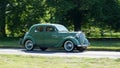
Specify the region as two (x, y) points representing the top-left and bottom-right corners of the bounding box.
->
(55, 36), (80, 47)
(22, 35), (36, 46)
(63, 36), (80, 46)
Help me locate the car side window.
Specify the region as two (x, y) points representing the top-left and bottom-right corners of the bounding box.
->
(36, 26), (44, 32)
(46, 26), (55, 32)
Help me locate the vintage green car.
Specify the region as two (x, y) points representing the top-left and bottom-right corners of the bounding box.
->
(20, 24), (89, 52)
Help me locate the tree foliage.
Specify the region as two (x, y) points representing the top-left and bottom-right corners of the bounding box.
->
(0, 0), (120, 37)
(89, 0), (120, 31)
(46, 0), (120, 31)
(5, 0), (47, 37)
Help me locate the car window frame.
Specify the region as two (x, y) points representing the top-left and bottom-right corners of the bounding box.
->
(35, 25), (45, 32)
(45, 26), (57, 32)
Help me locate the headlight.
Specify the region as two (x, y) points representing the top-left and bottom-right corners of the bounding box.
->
(76, 31), (85, 38)
(76, 33), (80, 38)
(76, 31), (86, 45)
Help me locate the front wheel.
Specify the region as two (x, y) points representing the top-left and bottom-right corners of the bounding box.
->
(64, 40), (75, 52)
(24, 40), (35, 51)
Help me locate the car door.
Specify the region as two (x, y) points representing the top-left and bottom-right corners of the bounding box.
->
(44, 26), (60, 47)
(33, 25), (45, 46)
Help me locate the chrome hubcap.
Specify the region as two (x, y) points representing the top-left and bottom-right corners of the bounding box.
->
(25, 40), (33, 50)
(64, 41), (74, 52)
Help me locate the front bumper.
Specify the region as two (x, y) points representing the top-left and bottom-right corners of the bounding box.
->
(77, 44), (89, 47)
(76, 32), (90, 47)
(77, 38), (90, 47)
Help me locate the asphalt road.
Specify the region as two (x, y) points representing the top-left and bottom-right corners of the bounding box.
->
(0, 48), (120, 58)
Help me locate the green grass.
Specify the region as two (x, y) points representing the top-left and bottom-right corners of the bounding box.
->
(88, 40), (120, 51)
(0, 38), (120, 51)
(0, 38), (21, 48)
(0, 54), (120, 68)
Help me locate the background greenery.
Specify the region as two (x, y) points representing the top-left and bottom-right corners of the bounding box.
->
(0, 0), (120, 37)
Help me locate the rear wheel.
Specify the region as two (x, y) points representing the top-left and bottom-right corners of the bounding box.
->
(64, 40), (75, 52)
(24, 40), (35, 51)
(77, 47), (87, 52)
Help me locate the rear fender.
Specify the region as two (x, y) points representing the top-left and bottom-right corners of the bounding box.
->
(22, 36), (36, 46)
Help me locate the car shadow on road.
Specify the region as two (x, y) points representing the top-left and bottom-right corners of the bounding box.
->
(21, 49), (83, 54)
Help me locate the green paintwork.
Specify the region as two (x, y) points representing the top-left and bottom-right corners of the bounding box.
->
(21, 24), (89, 48)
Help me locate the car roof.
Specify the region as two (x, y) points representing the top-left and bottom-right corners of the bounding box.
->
(32, 23), (63, 27)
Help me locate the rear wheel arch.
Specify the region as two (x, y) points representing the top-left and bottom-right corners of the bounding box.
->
(23, 37), (36, 46)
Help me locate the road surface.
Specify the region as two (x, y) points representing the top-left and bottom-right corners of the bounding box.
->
(0, 48), (120, 58)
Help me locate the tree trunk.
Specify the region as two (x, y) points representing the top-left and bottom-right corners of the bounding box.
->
(0, 0), (7, 37)
(73, 14), (82, 31)
(66, 8), (83, 31)
(72, 0), (83, 31)
(72, 9), (83, 31)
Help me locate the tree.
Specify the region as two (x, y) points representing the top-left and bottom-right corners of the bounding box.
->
(0, 0), (8, 37)
(46, 0), (120, 31)
(6, 0), (47, 37)
(46, 0), (93, 31)
(1, 0), (120, 37)
(89, 0), (120, 31)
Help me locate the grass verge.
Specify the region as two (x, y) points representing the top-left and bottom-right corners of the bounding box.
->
(0, 38), (21, 48)
(0, 54), (120, 68)
(88, 40), (120, 51)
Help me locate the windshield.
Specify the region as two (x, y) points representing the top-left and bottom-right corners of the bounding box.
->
(56, 25), (68, 32)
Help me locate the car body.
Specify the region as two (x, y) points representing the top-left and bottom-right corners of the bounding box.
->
(20, 23), (90, 52)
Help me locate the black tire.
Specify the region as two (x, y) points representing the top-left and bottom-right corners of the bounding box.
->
(64, 40), (75, 52)
(77, 47), (87, 52)
(24, 40), (35, 51)
(40, 47), (48, 51)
